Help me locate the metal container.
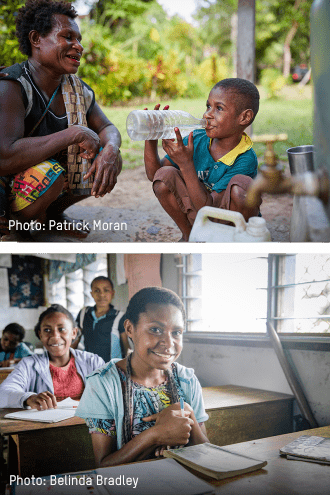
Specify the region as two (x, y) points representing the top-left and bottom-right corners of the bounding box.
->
(287, 145), (314, 175)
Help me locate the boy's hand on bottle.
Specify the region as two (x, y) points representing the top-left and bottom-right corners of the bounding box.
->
(162, 128), (194, 168)
(144, 104), (173, 143)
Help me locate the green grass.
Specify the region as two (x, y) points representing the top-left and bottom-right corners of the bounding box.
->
(101, 93), (313, 170)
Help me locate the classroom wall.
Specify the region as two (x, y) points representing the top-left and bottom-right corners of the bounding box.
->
(180, 343), (330, 427)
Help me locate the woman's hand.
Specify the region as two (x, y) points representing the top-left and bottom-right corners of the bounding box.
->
(0, 66), (8, 77)
(84, 144), (121, 197)
(72, 125), (100, 160)
(25, 391), (57, 410)
(143, 405), (194, 446)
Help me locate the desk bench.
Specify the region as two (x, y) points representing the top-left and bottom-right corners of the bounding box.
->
(0, 410), (95, 478)
(202, 385), (294, 446)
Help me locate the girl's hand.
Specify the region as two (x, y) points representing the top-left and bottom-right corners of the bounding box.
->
(84, 144), (121, 197)
(154, 444), (183, 457)
(26, 392), (57, 410)
(162, 129), (194, 169)
(0, 359), (12, 367)
(143, 406), (194, 446)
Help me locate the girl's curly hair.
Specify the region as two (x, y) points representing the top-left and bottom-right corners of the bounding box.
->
(16, 0), (77, 57)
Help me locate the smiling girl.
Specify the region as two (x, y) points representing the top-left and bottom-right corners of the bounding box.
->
(76, 287), (209, 467)
(0, 304), (104, 409)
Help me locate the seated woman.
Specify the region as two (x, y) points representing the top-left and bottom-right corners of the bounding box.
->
(0, 0), (122, 240)
(76, 287), (209, 467)
(0, 304), (104, 409)
(0, 323), (33, 367)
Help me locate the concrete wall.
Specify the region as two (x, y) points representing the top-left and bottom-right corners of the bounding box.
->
(180, 342), (330, 427)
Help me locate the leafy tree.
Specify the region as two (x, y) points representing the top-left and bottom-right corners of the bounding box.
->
(194, 0), (237, 59)
(0, 0), (25, 66)
(255, 0), (312, 77)
(90, 0), (155, 32)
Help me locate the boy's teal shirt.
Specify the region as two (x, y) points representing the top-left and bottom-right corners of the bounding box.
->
(165, 129), (258, 193)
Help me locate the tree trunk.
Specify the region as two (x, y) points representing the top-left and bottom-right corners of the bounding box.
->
(282, 0), (304, 78)
(283, 20), (298, 78)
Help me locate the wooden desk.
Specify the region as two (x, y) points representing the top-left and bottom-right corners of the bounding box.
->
(203, 385), (294, 446)
(8, 427), (329, 495)
(207, 426), (330, 495)
(0, 409), (95, 477)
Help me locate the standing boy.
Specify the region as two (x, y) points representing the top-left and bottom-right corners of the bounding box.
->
(144, 78), (261, 241)
(75, 276), (128, 362)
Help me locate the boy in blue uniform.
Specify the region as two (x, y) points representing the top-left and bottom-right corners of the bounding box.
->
(0, 323), (32, 367)
(144, 78), (261, 241)
(75, 276), (129, 362)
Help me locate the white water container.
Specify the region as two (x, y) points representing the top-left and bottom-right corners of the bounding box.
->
(126, 110), (206, 141)
(189, 206), (272, 242)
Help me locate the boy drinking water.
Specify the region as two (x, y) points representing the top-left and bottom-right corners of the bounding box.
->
(144, 78), (261, 241)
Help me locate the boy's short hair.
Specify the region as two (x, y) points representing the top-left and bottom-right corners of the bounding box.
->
(213, 78), (260, 124)
(3, 323), (25, 342)
(91, 276), (114, 290)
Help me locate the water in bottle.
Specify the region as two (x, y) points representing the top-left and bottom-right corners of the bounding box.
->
(126, 110), (207, 141)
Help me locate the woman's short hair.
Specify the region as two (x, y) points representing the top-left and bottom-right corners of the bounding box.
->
(125, 287), (186, 327)
(3, 323), (25, 342)
(16, 0), (77, 57)
(34, 304), (76, 338)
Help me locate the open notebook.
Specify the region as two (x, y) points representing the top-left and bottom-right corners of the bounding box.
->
(5, 397), (79, 423)
(164, 442), (267, 480)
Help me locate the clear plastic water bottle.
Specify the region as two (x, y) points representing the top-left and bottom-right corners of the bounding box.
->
(126, 110), (207, 141)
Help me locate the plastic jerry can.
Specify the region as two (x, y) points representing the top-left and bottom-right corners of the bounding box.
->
(189, 206), (272, 242)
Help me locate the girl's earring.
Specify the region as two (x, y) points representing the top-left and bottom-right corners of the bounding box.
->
(128, 336), (134, 351)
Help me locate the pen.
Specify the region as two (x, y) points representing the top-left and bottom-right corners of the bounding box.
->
(180, 397), (185, 417)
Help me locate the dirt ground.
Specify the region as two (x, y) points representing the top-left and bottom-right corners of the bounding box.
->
(8, 161), (291, 243)
(62, 161), (292, 243)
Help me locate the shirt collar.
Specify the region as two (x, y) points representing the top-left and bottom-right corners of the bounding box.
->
(210, 133), (253, 166)
(91, 304), (115, 323)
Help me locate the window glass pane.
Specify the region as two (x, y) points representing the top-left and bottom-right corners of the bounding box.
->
(277, 254), (330, 333)
(184, 254), (268, 333)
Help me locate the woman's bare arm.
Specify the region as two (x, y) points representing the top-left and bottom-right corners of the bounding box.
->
(0, 81), (99, 175)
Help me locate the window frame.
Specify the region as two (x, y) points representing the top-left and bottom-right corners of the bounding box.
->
(180, 253), (330, 351)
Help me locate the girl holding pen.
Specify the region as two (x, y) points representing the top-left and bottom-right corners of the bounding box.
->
(76, 287), (209, 467)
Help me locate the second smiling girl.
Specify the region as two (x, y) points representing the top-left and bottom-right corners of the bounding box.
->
(76, 287), (209, 466)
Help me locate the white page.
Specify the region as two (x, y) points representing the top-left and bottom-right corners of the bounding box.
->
(56, 397), (80, 409)
(5, 408), (76, 423)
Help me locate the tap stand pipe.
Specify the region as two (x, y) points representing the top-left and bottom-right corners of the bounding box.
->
(266, 321), (318, 429)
